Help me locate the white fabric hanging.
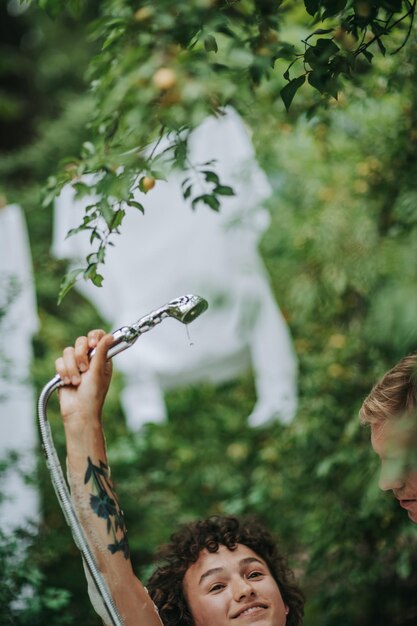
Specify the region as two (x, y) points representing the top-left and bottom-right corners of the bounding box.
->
(0, 203), (39, 531)
(52, 108), (298, 430)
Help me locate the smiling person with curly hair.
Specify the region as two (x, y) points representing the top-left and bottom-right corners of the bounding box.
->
(148, 515), (304, 626)
(55, 330), (305, 626)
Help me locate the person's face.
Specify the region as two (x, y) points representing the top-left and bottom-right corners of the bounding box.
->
(371, 416), (417, 522)
(183, 543), (289, 626)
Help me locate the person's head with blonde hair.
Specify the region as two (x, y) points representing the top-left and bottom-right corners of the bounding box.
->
(360, 353), (417, 522)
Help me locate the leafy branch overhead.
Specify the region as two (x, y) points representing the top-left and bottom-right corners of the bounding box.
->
(282, 0), (417, 109)
(32, 0), (416, 297)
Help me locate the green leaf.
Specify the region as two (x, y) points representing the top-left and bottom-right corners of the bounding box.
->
(372, 22), (389, 37)
(90, 229), (101, 244)
(72, 182), (92, 199)
(310, 28), (334, 37)
(275, 43), (297, 62)
(91, 273), (104, 287)
(376, 37), (386, 56)
(305, 39), (339, 70)
(84, 263), (104, 287)
(57, 268), (83, 304)
(127, 200), (145, 213)
(86, 252), (98, 264)
(102, 26), (125, 51)
(202, 194), (220, 211)
(174, 141), (188, 168)
(304, 0), (320, 16)
(202, 170), (220, 184)
(110, 208), (125, 230)
(307, 70), (328, 94)
(280, 75), (306, 111)
(322, 0), (348, 18)
(214, 185), (235, 196)
(183, 184), (193, 200)
(97, 245), (105, 263)
(204, 35), (218, 53)
(67, 224), (90, 238)
(362, 49), (374, 64)
(316, 38), (339, 56)
(192, 194), (220, 211)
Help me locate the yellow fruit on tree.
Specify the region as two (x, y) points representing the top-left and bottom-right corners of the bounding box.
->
(153, 68), (177, 90)
(141, 176), (156, 192)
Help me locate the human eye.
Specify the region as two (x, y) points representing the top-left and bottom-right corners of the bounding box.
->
(247, 570), (264, 580)
(209, 582), (226, 593)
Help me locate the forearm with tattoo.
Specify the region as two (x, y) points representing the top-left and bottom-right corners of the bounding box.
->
(84, 456), (130, 559)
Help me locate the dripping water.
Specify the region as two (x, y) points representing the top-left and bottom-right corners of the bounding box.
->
(185, 324), (194, 346)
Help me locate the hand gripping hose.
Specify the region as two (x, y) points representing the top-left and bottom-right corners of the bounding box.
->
(37, 295), (208, 626)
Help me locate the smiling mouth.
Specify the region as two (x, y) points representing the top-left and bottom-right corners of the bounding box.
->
(233, 604), (268, 619)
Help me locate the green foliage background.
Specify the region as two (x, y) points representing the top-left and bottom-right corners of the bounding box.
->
(1, 1), (417, 625)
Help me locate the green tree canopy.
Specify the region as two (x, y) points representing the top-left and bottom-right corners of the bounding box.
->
(28, 0), (417, 297)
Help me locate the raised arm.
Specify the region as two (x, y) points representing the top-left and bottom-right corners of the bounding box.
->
(56, 330), (163, 626)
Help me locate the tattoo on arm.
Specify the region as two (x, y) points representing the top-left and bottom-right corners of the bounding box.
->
(84, 456), (130, 559)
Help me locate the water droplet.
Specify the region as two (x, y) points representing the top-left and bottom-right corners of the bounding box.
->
(185, 324), (194, 346)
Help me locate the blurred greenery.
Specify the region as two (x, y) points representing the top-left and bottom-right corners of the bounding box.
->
(1, 1), (417, 625)
(20, 0), (417, 296)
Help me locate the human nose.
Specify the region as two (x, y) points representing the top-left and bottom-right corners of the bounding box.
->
(232, 576), (256, 601)
(378, 460), (406, 491)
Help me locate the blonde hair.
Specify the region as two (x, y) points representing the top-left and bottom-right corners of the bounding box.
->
(359, 353), (417, 426)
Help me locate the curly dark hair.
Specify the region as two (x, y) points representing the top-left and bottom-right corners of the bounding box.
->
(147, 515), (304, 626)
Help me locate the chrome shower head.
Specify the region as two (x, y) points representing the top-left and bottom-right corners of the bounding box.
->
(164, 294), (209, 324)
(104, 294), (209, 359)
